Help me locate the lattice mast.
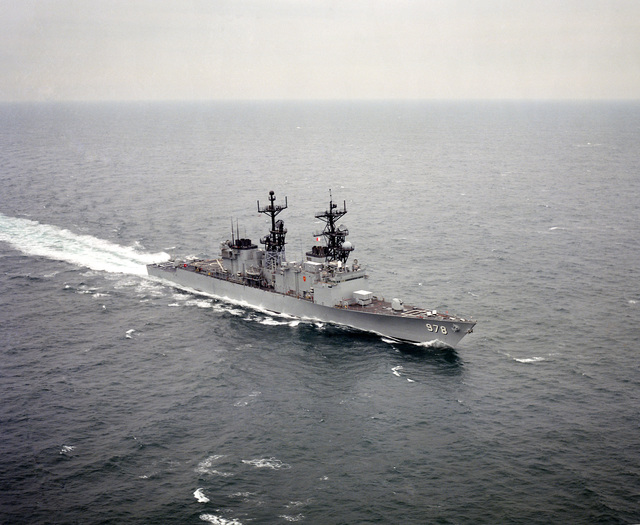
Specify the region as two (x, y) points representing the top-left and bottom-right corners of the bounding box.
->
(257, 190), (288, 270)
(315, 191), (354, 264)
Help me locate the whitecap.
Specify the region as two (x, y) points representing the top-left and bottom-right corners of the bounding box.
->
(194, 488), (210, 503)
(60, 445), (75, 454)
(242, 457), (291, 470)
(280, 514), (304, 522)
(229, 492), (256, 499)
(285, 501), (307, 509)
(125, 329), (135, 339)
(514, 356), (545, 363)
(196, 455), (233, 476)
(209, 470), (233, 477)
(392, 366), (403, 377)
(199, 514), (243, 525)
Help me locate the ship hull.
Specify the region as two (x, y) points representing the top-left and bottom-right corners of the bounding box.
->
(147, 264), (475, 347)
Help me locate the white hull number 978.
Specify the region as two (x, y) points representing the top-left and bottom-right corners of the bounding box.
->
(426, 323), (447, 335)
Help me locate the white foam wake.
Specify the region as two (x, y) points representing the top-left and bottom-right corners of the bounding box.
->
(0, 213), (169, 275)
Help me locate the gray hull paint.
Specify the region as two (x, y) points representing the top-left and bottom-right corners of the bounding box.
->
(147, 265), (475, 347)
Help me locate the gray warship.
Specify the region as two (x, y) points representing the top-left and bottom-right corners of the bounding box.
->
(147, 191), (476, 346)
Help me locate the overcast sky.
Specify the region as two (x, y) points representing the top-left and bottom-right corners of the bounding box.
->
(1, 0), (639, 101)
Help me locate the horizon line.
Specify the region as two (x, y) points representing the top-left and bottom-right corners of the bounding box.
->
(1, 97), (639, 104)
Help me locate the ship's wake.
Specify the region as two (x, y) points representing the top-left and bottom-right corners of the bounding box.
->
(0, 213), (169, 275)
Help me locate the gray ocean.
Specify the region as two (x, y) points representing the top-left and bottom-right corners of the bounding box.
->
(1, 101), (639, 524)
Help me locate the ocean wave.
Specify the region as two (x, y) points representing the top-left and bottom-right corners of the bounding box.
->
(196, 455), (233, 477)
(279, 514), (304, 522)
(391, 365), (416, 382)
(513, 356), (546, 363)
(233, 391), (262, 407)
(242, 457), (291, 470)
(200, 514), (243, 525)
(229, 492), (257, 499)
(194, 488), (210, 503)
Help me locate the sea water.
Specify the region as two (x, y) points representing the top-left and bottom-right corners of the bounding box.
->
(1, 101), (639, 524)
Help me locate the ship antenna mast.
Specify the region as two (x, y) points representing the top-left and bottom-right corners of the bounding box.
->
(257, 190), (288, 270)
(314, 190), (354, 264)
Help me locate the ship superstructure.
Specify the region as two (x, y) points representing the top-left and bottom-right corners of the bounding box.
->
(147, 191), (476, 346)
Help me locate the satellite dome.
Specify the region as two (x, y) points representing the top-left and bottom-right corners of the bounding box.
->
(342, 241), (353, 250)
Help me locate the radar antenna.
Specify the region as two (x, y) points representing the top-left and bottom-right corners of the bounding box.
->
(313, 190), (354, 264)
(257, 190), (288, 270)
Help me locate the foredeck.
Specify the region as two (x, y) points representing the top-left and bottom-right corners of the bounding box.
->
(343, 298), (465, 321)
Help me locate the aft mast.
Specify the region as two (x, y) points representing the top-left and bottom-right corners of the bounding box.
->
(257, 190), (288, 271)
(314, 190), (354, 264)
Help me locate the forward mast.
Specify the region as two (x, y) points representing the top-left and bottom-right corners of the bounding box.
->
(257, 190), (288, 271)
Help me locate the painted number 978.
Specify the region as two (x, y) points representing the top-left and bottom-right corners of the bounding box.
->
(426, 324), (447, 335)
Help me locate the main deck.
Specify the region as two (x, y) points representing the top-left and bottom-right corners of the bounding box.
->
(149, 260), (470, 324)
